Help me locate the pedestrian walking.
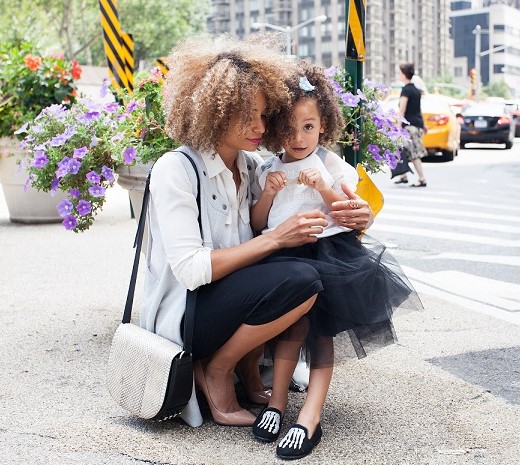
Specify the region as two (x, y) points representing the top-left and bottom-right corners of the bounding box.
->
(393, 63), (428, 187)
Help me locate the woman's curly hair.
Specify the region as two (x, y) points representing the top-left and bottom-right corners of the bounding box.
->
(262, 61), (345, 153)
(163, 34), (295, 152)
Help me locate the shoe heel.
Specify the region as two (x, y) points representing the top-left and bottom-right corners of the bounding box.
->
(194, 362), (255, 427)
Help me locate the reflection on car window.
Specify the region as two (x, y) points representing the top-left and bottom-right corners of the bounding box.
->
(463, 104), (507, 116)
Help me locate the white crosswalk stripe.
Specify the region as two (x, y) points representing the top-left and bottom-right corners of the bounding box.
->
(370, 183), (520, 325)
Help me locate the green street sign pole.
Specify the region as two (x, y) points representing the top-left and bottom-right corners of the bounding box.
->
(344, 0), (366, 167)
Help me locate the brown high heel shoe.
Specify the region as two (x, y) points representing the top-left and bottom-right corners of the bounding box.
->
(235, 367), (272, 405)
(193, 362), (255, 427)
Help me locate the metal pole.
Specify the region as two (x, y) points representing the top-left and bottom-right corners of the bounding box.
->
(474, 25), (481, 102)
(285, 26), (292, 56)
(343, 0), (366, 168)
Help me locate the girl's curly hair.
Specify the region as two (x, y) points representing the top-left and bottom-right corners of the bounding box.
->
(163, 34), (295, 152)
(262, 61), (345, 153)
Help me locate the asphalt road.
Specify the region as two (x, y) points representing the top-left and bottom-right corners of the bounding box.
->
(0, 145), (519, 465)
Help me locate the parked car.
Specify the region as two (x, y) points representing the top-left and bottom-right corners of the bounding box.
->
(382, 93), (461, 162)
(421, 94), (461, 162)
(504, 100), (520, 137)
(459, 103), (515, 149)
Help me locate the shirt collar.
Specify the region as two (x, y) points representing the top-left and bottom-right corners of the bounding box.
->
(201, 150), (249, 178)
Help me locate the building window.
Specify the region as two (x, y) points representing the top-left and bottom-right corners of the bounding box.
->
(493, 64), (504, 74)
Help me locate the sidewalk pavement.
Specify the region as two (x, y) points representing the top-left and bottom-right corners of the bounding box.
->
(0, 185), (519, 465)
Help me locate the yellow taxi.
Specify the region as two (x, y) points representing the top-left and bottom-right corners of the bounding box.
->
(421, 94), (461, 162)
(382, 93), (461, 162)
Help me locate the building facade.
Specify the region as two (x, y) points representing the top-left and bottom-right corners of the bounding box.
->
(206, 0), (453, 86)
(450, 0), (520, 96)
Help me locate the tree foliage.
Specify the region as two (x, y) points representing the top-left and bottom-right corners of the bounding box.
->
(0, 0), (210, 68)
(483, 80), (511, 99)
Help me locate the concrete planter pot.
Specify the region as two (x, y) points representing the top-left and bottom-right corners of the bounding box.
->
(116, 162), (154, 252)
(0, 137), (66, 224)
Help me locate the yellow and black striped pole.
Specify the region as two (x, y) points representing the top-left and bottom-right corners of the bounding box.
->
(120, 31), (134, 91)
(155, 57), (169, 77)
(344, 0), (366, 167)
(98, 0), (133, 92)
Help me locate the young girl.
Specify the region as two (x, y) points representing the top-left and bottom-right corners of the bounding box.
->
(251, 62), (422, 459)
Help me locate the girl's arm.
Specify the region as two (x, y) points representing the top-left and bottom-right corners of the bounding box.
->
(250, 171), (287, 233)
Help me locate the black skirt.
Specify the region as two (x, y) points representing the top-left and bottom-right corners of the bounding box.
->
(263, 231), (423, 359)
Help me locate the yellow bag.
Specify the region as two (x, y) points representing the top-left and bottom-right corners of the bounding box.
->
(355, 163), (384, 218)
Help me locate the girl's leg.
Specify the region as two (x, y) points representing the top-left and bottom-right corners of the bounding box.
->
(202, 294), (318, 414)
(296, 335), (334, 435)
(269, 317), (310, 414)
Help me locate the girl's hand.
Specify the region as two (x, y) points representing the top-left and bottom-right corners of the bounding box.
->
(329, 183), (374, 230)
(269, 210), (328, 248)
(264, 171), (287, 196)
(298, 168), (327, 192)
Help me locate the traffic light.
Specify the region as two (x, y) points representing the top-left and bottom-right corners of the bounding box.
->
(469, 68), (477, 87)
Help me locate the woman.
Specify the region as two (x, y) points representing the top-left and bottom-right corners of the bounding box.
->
(139, 34), (374, 428)
(395, 63), (428, 187)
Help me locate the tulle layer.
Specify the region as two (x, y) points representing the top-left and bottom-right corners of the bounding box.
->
(264, 231), (423, 359)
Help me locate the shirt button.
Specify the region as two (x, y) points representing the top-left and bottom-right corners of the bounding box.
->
(212, 194), (217, 200)
(203, 171), (207, 176)
(223, 204), (227, 210)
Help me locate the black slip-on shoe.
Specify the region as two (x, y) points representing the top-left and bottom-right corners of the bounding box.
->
(276, 423), (322, 460)
(252, 407), (283, 443)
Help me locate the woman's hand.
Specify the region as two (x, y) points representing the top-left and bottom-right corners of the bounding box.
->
(329, 183), (374, 231)
(269, 210), (328, 249)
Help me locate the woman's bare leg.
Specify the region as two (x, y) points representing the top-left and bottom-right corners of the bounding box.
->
(203, 294), (318, 413)
(236, 344), (266, 393)
(411, 158), (426, 181)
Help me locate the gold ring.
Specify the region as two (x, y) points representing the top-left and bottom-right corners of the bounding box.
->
(349, 200), (360, 209)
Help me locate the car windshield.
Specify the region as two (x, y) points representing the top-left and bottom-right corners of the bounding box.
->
(463, 104), (506, 116)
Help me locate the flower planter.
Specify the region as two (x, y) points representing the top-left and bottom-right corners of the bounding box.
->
(116, 162), (154, 220)
(116, 162), (154, 252)
(0, 137), (65, 223)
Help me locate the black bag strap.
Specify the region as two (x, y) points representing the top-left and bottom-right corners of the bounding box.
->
(123, 150), (201, 354)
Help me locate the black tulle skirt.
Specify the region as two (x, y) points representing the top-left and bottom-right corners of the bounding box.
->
(263, 231), (423, 359)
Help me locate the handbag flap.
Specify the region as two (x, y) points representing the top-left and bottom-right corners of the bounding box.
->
(107, 323), (183, 419)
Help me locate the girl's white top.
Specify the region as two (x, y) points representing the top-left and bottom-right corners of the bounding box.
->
(252, 146), (359, 238)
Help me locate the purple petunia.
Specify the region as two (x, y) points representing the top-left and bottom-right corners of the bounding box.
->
(341, 92), (360, 108)
(368, 144), (381, 158)
(57, 199), (74, 217)
(73, 147), (88, 159)
(69, 188), (81, 199)
(104, 102), (120, 113)
(86, 171), (102, 184)
(68, 158), (81, 175)
(123, 146), (136, 164)
(100, 78), (110, 98)
(62, 215), (77, 231)
(126, 100), (138, 112)
(101, 165), (115, 181)
(77, 200), (92, 216)
(88, 185), (106, 197)
(50, 177), (59, 195)
(31, 150), (49, 168)
(56, 157), (72, 178)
